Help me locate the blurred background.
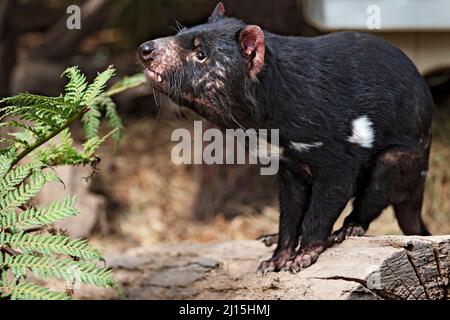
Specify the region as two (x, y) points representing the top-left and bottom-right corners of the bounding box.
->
(0, 0), (449, 252)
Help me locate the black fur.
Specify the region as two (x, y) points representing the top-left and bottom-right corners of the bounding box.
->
(138, 3), (434, 273)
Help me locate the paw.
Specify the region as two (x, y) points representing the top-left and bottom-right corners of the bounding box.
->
(257, 233), (279, 247)
(283, 244), (325, 273)
(256, 252), (292, 276)
(332, 224), (366, 243)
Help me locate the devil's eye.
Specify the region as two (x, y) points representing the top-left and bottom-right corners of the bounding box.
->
(195, 51), (207, 62)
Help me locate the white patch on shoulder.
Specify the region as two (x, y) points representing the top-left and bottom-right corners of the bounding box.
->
(348, 116), (375, 149)
(290, 142), (323, 152)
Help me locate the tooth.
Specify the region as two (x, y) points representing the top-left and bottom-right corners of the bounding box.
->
(157, 75), (163, 82)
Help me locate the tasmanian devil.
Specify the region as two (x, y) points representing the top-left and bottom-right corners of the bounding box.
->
(138, 3), (434, 274)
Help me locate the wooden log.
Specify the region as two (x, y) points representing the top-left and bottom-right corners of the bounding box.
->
(78, 236), (450, 300)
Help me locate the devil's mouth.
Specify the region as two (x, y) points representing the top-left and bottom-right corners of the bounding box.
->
(144, 68), (164, 84)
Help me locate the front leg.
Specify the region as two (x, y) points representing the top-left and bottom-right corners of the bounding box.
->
(285, 169), (355, 272)
(257, 167), (311, 275)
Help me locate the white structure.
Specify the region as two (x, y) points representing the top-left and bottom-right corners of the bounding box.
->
(303, 0), (450, 75)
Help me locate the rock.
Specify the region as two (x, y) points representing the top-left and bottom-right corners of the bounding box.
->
(78, 236), (450, 300)
(36, 165), (107, 238)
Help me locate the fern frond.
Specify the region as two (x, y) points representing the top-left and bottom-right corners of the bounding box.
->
(0, 155), (12, 179)
(2, 255), (118, 289)
(9, 282), (71, 300)
(0, 268), (9, 288)
(0, 232), (104, 261)
(81, 104), (102, 140)
(107, 73), (146, 96)
(6, 131), (34, 150)
(1, 93), (60, 110)
(103, 97), (123, 144)
(0, 171), (59, 214)
(80, 136), (104, 159)
(0, 65), (133, 300)
(82, 67), (116, 105)
(0, 162), (41, 198)
(33, 129), (81, 166)
(35, 132), (101, 167)
(2, 94), (76, 117)
(0, 196), (78, 230)
(62, 66), (88, 104)
(1, 94), (79, 130)
(0, 121), (43, 140)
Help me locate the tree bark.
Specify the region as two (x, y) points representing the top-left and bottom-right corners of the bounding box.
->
(80, 236), (450, 300)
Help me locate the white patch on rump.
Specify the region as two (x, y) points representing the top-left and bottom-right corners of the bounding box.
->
(291, 142), (323, 152)
(348, 116), (375, 149)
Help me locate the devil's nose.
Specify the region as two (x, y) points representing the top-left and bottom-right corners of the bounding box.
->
(139, 41), (155, 63)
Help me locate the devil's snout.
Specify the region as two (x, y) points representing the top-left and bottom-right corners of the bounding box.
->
(138, 41), (156, 63)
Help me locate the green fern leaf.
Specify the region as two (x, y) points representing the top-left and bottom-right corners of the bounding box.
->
(2, 255), (118, 290)
(81, 104), (102, 140)
(82, 68), (116, 105)
(33, 130), (84, 166)
(0, 155), (11, 179)
(0, 121), (43, 140)
(103, 97), (123, 144)
(0, 171), (59, 214)
(0, 65), (133, 300)
(1, 94), (78, 130)
(0, 268), (9, 288)
(0, 232), (104, 261)
(9, 282), (71, 300)
(80, 136), (104, 159)
(107, 73), (146, 95)
(0, 196), (78, 230)
(0, 162), (41, 198)
(62, 66), (88, 104)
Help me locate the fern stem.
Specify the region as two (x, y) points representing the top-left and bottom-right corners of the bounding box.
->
(105, 78), (147, 97)
(11, 108), (89, 167)
(1, 246), (20, 257)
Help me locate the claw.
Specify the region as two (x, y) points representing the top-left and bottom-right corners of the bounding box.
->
(284, 243), (325, 273)
(257, 260), (277, 276)
(256, 250), (293, 275)
(333, 224), (366, 243)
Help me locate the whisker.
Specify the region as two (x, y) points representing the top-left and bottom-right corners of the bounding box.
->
(152, 88), (159, 107)
(175, 20), (184, 31)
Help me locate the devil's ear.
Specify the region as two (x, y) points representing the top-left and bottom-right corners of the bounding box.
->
(240, 25), (265, 80)
(208, 2), (226, 23)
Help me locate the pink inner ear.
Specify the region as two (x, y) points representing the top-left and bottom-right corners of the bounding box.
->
(240, 26), (265, 80)
(217, 2), (225, 16)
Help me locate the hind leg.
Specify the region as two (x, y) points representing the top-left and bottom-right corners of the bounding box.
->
(334, 147), (429, 242)
(333, 151), (395, 242)
(393, 192), (430, 236)
(392, 159), (430, 235)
